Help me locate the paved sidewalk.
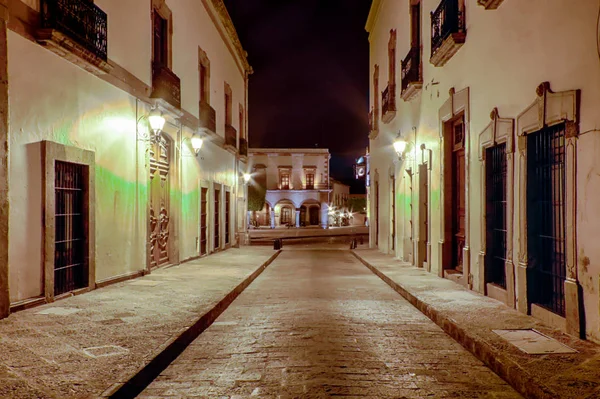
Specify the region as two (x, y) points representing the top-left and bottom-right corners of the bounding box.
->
(352, 249), (600, 399)
(0, 248), (278, 399)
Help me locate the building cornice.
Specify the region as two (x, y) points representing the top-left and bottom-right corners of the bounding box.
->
(205, 0), (252, 74)
(365, 0), (382, 35)
(249, 148), (330, 155)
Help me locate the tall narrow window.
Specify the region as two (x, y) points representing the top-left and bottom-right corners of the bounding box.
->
(200, 64), (209, 103)
(280, 173), (290, 190)
(281, 207), (292, 224)
(153, 12), (168, 66)
(239, 104), (244, 139)
(388, 30), (397, 87)
(225, 191), (230, 245)
(306, 173), (314, 190)
(485, 144), (507, 288)
(55, 162), (88, 296)
(224, 83), (232, 127)
(527, 124), (566, 316)
(214, 189), (220, 250)
(410, 2), (421, 48)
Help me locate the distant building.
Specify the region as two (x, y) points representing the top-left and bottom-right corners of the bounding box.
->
(248, 148), (332, 228)
(366, 0), (600, 342)
(0, 0), (251, 317)
(329, 178), (350, 226)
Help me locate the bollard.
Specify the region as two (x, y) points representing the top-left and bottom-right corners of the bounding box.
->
(274, 239), (282, 250)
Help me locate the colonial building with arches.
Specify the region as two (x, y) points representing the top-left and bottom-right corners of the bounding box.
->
(248, 148), (332, 228)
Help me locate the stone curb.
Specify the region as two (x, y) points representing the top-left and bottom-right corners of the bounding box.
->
(351, 250), (559, 399)
(100, 250), (282, 399)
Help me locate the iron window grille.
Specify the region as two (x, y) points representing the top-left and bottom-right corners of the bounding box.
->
(225, 192), (230, 245)
(54, 161), (88, 296)
(485, 144), (507, 288)
(527, 123), (566, 316)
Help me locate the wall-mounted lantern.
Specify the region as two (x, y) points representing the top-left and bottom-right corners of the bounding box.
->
(138, 106), (166, 143)
(393, 132), (408, 161)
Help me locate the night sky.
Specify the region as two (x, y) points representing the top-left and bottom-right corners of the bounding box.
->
(223, 0), (371, 193)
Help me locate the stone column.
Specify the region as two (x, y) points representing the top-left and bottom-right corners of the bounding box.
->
(320, 203), (329, 229)
(0, 4), (9, 319)
(295, 209), (300, 227)
(270, 210), (275, 229)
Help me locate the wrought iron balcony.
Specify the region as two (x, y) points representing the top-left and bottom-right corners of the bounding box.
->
(239, 138), (248, 158)
(401, 47), (423, 101)
(151, 63), (181, 109)
(37, 0), (110, 74)
(381, 84), (396, 124)
(430, 0), (466, 67)
(199, 101), (216, 133)
(225, 124), (237, 150)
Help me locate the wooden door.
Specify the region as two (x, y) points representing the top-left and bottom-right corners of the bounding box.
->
(309, 207), (319, 226)
(451, 119), (465, 272)
(149, 135), (171, 268)
(225, 191), (230, 245)
(418, 163), (428, 266)
(200, 187), (208, 255)
(214, 189), (220, 250)
(391, 177), (395, 251)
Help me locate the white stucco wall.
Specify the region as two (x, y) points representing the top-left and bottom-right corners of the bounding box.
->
(7, 0), (248, 303)
(368, 0), (600, 341)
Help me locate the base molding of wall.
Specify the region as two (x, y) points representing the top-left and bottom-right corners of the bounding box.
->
(531, 303), (567, 331)
(96, 270), (145, 289)
(486, 283), (508, 305)
(9, 296), (46, 313)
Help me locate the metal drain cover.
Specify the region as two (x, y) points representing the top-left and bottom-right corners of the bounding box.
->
(493, 329), (577, 354)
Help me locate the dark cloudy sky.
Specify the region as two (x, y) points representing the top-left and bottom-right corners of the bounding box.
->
(223, 0), (371, 192)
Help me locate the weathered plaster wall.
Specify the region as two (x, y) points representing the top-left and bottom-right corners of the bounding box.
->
(369, 0), (600, 340)
(167, 0), (245, 139)
(8, 32), (146, 300)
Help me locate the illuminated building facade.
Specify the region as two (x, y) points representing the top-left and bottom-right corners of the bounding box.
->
(248, 148), (331, 228)
(0, 0), (251, 316)
(366, 0), (600, 341)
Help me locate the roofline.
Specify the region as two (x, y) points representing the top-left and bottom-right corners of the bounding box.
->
(249, 148), (330, 154)
(365, 0), (382, 34)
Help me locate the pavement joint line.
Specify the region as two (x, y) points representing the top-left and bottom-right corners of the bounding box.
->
(100, 249), (282, 399)
(350, 250), (559, 399)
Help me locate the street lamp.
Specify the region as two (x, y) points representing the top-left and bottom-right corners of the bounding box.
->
(393, 132), (408, 161)
(190, 135), (203, 155)
(242, 173), (251, 183)
(138, 106), (166, 143)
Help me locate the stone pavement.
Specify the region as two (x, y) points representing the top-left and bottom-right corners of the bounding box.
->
(140, 249), (522, 398)
(0, 248), (278, 399)
(352, 249), (600, 399)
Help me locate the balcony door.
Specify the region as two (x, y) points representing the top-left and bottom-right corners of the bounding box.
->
(149, 135), (171, 268)
(153, 12), (168, 67)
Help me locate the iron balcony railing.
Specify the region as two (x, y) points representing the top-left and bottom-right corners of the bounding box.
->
(430, 0), (465, 57)
(239, 138), (248, 157)
(382, 84), (396, 116)
(225, 124), (237, 149)
(151, 62), (181, 109)
(401, 46), (421, 94)
(40, 0), (108, 60)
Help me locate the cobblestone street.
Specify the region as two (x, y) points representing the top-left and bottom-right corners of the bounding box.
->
(139, 249), (522, 398)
